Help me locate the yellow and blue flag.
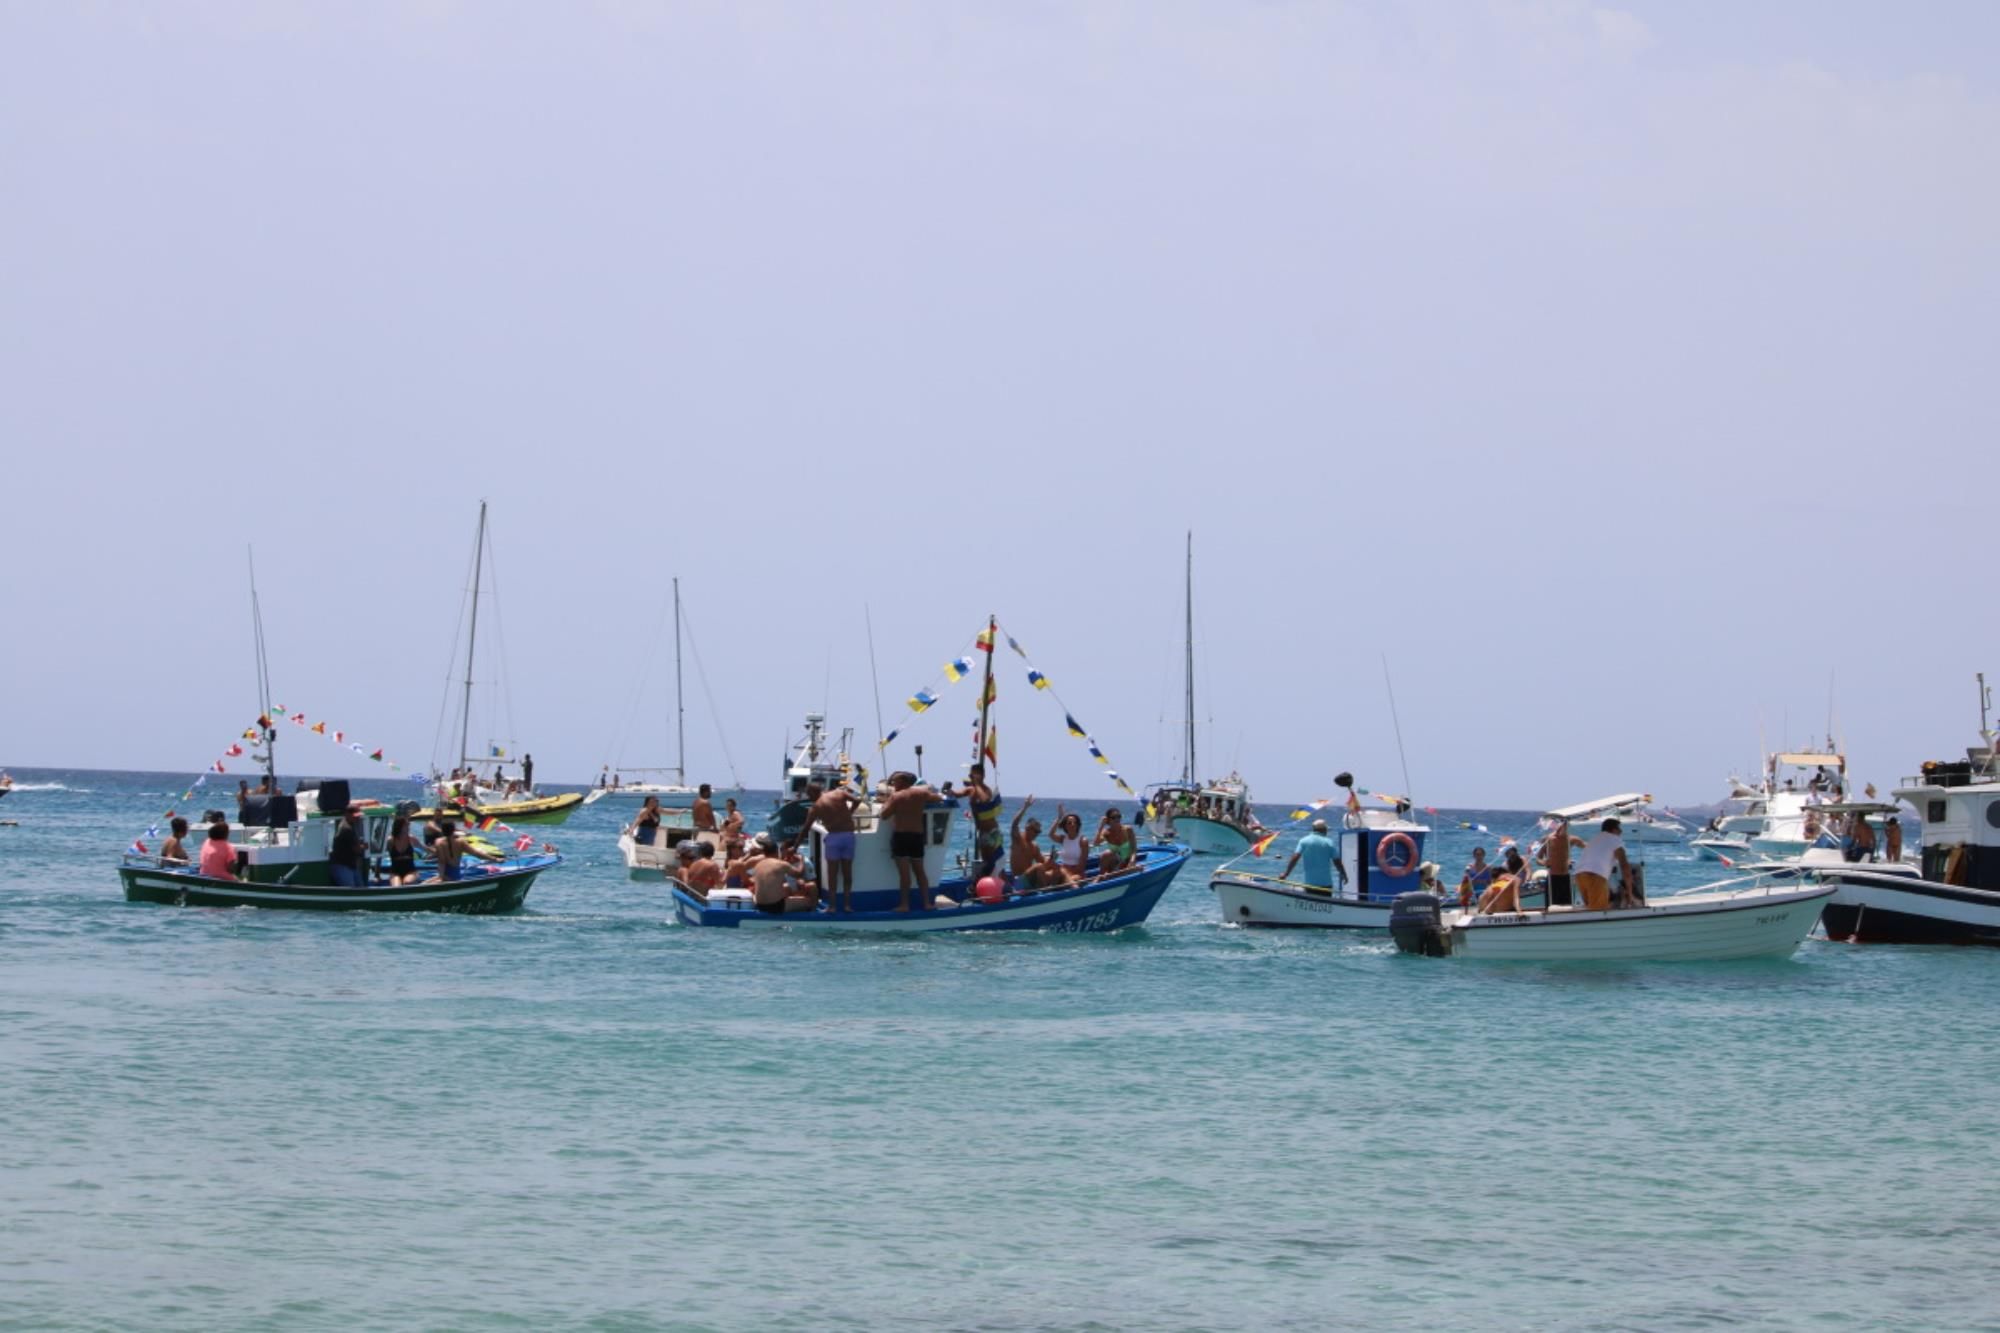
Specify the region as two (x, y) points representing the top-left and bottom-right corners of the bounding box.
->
(1065, 714), (1087, 739)
(909, 690), (937, 713)
(1027, 669), (1049, 690)
(944, 657), (975, 682)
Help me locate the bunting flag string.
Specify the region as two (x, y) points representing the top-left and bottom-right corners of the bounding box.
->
(879, 627), (992, 752)
(995, 620), (1136, 796)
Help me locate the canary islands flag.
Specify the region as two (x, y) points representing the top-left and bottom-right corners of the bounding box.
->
(1065, 714), (1087, 739)
(944, 657), (975, 682)
(1027, 669), (1049, 690)
(909, 690), (937, 713)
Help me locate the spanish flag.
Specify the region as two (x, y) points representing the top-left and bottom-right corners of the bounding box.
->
(976, 628), (994, 653)
(981, 676), (998, 708)
(1345, 787), (1361, 815)
(312, 721), (327, 735)
(1250, 831), (1278, 857)
(983, 727), (998, 767)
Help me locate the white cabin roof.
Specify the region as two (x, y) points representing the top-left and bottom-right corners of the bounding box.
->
(1543, 793), (1649, 821)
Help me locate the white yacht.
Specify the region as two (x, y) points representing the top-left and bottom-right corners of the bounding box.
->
(1543, 793), (1689, 844)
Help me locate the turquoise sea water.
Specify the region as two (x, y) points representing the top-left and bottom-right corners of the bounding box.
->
(3, 770), (1997, 1331)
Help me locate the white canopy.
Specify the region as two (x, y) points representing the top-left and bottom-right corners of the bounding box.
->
(1542, 793), (1650, 821)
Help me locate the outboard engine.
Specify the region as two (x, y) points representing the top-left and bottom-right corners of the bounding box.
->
(1389, 891), (1451, 957)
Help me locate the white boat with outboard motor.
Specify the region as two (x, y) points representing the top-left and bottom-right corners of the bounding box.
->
(1210, 775), (1429, 928)
(1389, 868), (1832, 961)
(1808, 679), (2000, 945)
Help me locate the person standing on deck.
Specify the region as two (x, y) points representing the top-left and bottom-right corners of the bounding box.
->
(329, 809), (368, 887)
(1281, 819), (1340, 889)
(1573, 818), (1629, 911)
(1538, 819), (1582, 908)
(880, 772), (940, 912)
(692, 783), (717, 833)
(948, 765), (1004, 879)
(803, 781), (861, 913)
(1884, 813), (1905, 863)
(522, 754), (534, 793)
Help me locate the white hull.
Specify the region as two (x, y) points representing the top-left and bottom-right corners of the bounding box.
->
(1691, 836), (1750, 862)
(1212, 870), (1394, 928)
(619, 826), (716, 881)
(1166, 816), (1253, 857)
(1619, 821), (1689, 843)
(1440, 883), (1831, 961)
(1747, 836), (1810, 860)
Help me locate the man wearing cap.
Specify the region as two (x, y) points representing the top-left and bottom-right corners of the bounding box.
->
(1281, 819), (1341, 890)
(1573, 817), (1631, 911)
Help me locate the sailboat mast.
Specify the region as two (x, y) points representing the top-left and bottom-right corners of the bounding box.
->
(974, 614), (997, 771)
(247, 547), (277, 788)
(457, 501), (487, 771)
(1183, 530), (1197, 786)
(674, 577), (686, 787)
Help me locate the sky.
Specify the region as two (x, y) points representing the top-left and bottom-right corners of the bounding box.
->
(1, 1), (1995, 808)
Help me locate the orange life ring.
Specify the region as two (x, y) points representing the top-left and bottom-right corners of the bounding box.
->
(1376, 831), (1418, 877)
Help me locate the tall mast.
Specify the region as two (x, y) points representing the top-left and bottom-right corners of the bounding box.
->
(457, 501), (487, 771)
(673, 576), (686, 787)
(1183, 530), (1197, 786)
(974, 613), (998, 772)
(248, 547), (277, 789)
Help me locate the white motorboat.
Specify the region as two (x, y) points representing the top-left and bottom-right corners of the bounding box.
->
(1390, 870), (1832, 962)
(1808, 679), (2000, 945)
(1143, 533), (1262, 856)
(1743, 745), (1849, 860)
(1210, 792), (1430, 928)
(1542, 793), (1688, 843)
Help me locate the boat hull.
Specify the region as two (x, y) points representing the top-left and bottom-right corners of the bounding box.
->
(1440, 884), (1832, 961)
(1817, 866), (2000, 946)
(1167, 816), (1253, 857)
(1691, 836), (1749, 862)
(118, 855), (556, 913)
(1212, 870), (1395, 928)
(671, 845), (1189, 933)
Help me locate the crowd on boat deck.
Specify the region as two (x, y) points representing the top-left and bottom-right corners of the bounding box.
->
(1158, 786), (1265, 833)
(438, 756), (535, 801)
(656, 768), (1154, 916)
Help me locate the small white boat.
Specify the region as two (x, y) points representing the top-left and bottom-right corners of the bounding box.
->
(617, 811), (707, 881)
(1210, 797), (1430, 928)
(1691, 834), (1752, 863)
(1542, 793), (1688, 843)
(1390, 871), (1832, 962)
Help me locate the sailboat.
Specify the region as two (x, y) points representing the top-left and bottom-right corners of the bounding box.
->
(1143, 533), (1262, 856)
(420, 502), (583, 826)
(591, 577), (700, 806)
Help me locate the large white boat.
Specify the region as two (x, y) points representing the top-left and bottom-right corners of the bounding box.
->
(1543, 793), (1688, 844)
(1809, 679), (2000, 945)
(1143, 533), (1262, 857)
(1390, 870), (1832, 962)
(1742, 745), (1848, 860)
(1210, 784), (1430, 928)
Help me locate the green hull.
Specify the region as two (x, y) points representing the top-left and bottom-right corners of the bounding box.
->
(118, 858), (554, 914)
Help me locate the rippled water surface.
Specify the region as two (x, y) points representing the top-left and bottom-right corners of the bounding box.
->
(3, 771), (1996, 1330)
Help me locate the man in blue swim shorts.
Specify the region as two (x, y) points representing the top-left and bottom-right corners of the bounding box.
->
(803, 781), (862, 913)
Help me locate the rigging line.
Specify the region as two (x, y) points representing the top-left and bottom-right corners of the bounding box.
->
(676, 599), (743, 790)
(603, 586), (673, 773)
(865, 604), (889, 770)
(1381, 654), (1415, 809)
(482, 513), (519, 757)
(428, 521), (482, 774)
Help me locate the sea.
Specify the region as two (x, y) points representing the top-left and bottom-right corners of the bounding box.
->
(2, 768), (1996, 1331)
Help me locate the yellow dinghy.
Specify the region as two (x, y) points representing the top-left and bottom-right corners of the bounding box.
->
(413, 790), (585, 827)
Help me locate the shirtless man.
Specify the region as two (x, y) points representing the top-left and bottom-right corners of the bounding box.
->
(684, 843), (724, 899)
(722, 797), (745, 840)
(692, 783), (717, 833)
(159, 816), (192, 865)
(1009, 795), (1056, 891)
(804, 781), (862, 913)
(879, 771), (939, 912)
(747, 835), (815, 914)
(1537, 819), (1583, 908)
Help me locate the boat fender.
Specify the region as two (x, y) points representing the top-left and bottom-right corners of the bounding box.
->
(1376, 831), (1418, 877)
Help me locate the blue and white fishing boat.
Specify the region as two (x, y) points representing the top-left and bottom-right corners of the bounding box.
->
(673, 614), (1191, 933)
(1209, 776), (1431, 928)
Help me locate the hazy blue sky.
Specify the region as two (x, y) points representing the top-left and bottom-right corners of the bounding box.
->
(2, 1), (1994, 807)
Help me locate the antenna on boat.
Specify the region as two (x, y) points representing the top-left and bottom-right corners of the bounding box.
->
(1979, 672), (1994, 773)
(865, 603), (889, 772)
(247, 546), (277, 789)
(673, 577), (686, 788)
(1381, 654), (1413, 810)
(456, 500), (488, 776)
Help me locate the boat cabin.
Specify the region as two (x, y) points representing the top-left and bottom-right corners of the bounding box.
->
(1339, 806), (1430, 902)
(1895, 756), (2000, 892)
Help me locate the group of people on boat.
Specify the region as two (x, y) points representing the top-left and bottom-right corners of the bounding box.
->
(441, 756), (534, 801)
(1447, 816), (1645, 915)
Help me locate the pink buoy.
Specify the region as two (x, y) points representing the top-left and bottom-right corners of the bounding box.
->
(975, 876), (1004, 903)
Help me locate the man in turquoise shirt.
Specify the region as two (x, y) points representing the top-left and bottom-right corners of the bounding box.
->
(1282, 819), (1340, 889)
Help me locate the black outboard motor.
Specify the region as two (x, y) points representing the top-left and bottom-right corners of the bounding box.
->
(1389, 891), (1451, 957)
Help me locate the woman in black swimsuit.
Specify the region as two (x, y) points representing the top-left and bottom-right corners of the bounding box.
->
(387, 815), (421, 885)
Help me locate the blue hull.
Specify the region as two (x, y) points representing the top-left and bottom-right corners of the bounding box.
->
(673, 844), (1190, 933)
